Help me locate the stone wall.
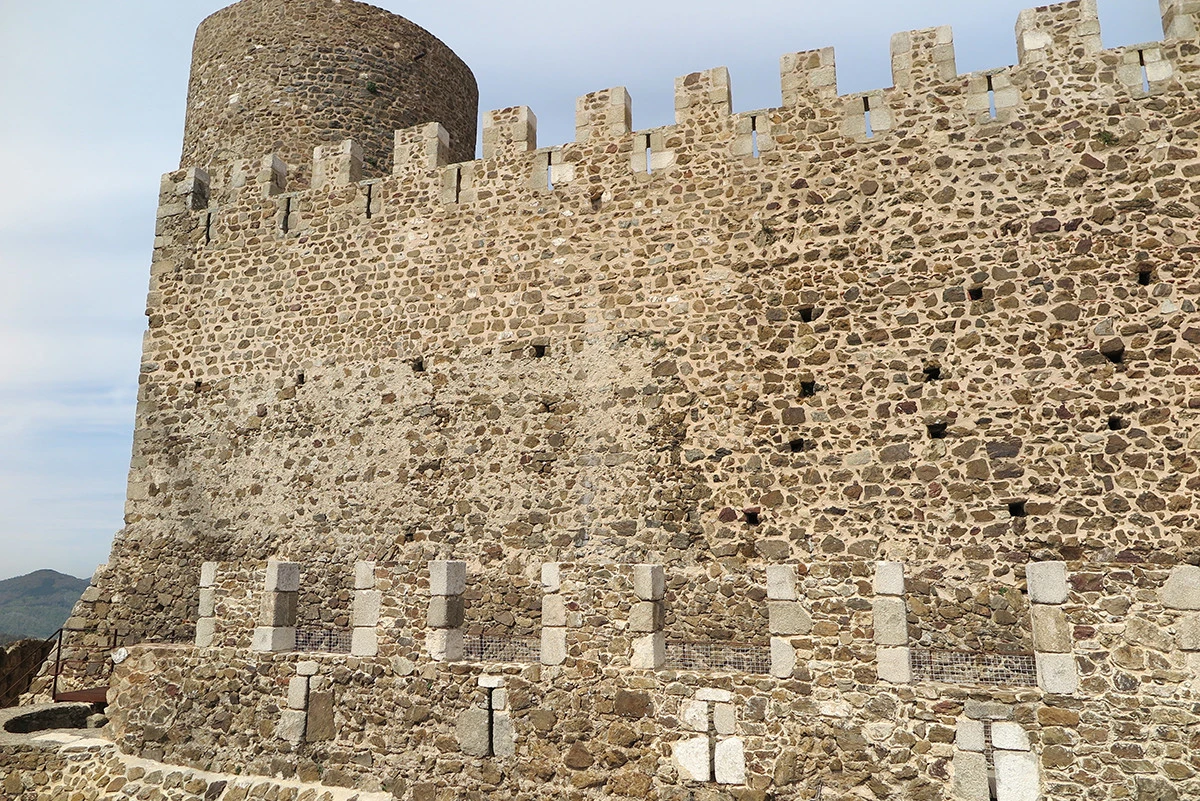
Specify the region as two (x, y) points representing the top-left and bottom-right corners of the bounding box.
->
(36, 0), (1200, 799)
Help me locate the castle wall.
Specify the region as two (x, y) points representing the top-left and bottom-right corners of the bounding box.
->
(35, 1), (1200, 799)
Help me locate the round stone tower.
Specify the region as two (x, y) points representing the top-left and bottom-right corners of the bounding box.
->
(181, 0), (478, 178)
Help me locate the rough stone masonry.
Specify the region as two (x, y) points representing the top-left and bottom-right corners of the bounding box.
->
(7, 0), (1200, 799)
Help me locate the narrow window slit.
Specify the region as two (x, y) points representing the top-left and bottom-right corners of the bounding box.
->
(1139, 50), (1150, 93)
(204, 212), (213, 244)
(923, 365), (942, 383)
(454, 167), (463, 204)
(645, 135), (654, 174)
(365, 183), (374, 219)
(800, 380), (817, 398)
(412, 357), (426, 373)
(1108, 415), (1125, 431)
(546, 152), (555, 192)
(927, 423), (948, 440)
(751, 116), (760, 159)
(968, 286), (985, 301)
(986, 75), (998, 119)
(282, 198), (292, 234)
(1008, 500), (1027, 518)
(1137, 267), (1153, 286)
(863, 96), (875, 139)
(788, 438), (805, 454)
(744, 510), (761, 527)
(485, 689), (496, 758)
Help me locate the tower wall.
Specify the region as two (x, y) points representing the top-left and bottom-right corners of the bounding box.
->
(180, 0), (478, 179)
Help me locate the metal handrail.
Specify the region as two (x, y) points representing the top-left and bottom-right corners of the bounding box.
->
(2, 628), (62, 702)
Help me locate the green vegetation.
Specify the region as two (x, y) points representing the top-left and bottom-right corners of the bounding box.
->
(0, 570), (89, 640)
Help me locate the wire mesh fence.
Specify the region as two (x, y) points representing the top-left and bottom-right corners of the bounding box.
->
(911, 648), (1038, 687)
(664, 642), (772, 674)
(295, 629), (352, 654)
(463, 636), (541, 664)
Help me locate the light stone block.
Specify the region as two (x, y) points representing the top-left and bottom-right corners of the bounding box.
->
(695, 688), (733, 702)
(351, 627), (378, 657)
(873, 597), (909, 646)
(252, 626), (296, 653)
(631, 632), (665, 669)
(770, 636), (796, 678)
(287, 676), (309, 710)
(198, 588), (216, 618)
(354, 561), (376, 590)
(876, 646), (912, 685)
(260, 591), (298, 627)
(541, 627), (567, 666)
(1036, 652), (1078, 695)
(429, 561), (467, 596)
(765, 565), (798, 601)
(630, 600), (665, 633)
(681, 700), (709, 732)
(992, 721), (1031, 752)
(953, 751), (990, 801)
(956, 719), (985, 752)
(427, 595), (465, 629)
(479, 674), (505, 689)
(542, 594), (566, 628)
(427, 628), (464, 662)
(1178, 614), (1200, 651)
(200, 562), (218, 588)
(490, 688), (508, 711)
(874, 561), (905, 596)
(995, 750), (1040, 801)
(492, 711), (516, 757)
(457, 707), (490, 757)
(194, 617), (215, 648)
(277, 709), (306, 744)
(296, 661), (319, 677)
(1031, 605), (1072, 653)
(714, 703), (735, 735)
(1026, 561), (1069, 605)
(352, 590), (382, 627)
(768, 601), (812, 636)
(1162, 565), (1200, 610)
(265, 561), (301, 592)
(673, 736), (711, 782)
(634, 564), (665, 601)
(714, 737), (746, 785)
(541, 563), (561, 592)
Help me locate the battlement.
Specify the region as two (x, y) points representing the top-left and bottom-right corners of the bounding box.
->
(163, 0), (1199, 231)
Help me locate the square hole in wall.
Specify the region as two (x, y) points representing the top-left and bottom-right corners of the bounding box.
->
(788, 438), (805, 453)
(968, 286), (985, 301)
(1137, 268), (1153, 286)
(744, 509), (761, 526)
(927, 423), (948, 440)
(412, 358), (426, 373)
(800, 380), (817, 398)
(533, 345), (548, 359)
(799, 307), (819, 324)
(923, 365), (942, 383)
(1008, 500), (1027, 518)
(1108, 415), (1125, 431)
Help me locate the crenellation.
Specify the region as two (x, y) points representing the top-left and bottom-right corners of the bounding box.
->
(1161, 0), (1200, 40)
(890, 26), (958, 92)
(15, 1), (1200, 799)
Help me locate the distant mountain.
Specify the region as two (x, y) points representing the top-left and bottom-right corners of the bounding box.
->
(0, 570), (89, 641)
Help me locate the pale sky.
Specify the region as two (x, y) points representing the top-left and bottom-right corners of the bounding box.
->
(0, 0), (1166, 581)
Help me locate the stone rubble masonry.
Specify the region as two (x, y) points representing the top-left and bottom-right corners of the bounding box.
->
(25, 0), (1200, 799)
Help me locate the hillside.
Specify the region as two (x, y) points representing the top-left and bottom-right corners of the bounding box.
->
(0, 570), (89, 641)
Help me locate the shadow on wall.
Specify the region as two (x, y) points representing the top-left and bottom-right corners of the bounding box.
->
(0, 640), (54, 709)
